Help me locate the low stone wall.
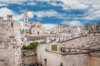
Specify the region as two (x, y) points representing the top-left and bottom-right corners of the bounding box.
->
(22, 50), (37, 66)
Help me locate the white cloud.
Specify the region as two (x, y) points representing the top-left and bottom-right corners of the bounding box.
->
(61, 0), (89, 10)
(84, 8), (100, 20)
(77, 0), (100, 5)
(68, 21), (84, 26)
(24, 10), (65, 20)
(43, 24), (58, 30)
(0, 7), (14, 19)
(0, 0), (100, 8)
(50, 2), (61, 6)
(0, 0), (100, 24)
(0, 0), (24, 3)
(13, 14), (23, 21)
(33, 0), (89, 10)
(27, 11), (34, 18)
(61, 21), (84, 26)
(0, 7), (24, 21)
(0, 8), (62, 22)
(0, 3), (8, 6)
(49, 0), (100, 9)
(13, 11), (34, 21)
(0, 8), (23, 21)
(27, 2), (36, 6)
(14, 10), (65, 22)
(33, 10), (62, 18)
(85, 12), (100, 20)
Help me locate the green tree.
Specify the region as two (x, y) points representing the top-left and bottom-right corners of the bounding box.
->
(21, 45), (27, 50)
(21, 41), (38, 50)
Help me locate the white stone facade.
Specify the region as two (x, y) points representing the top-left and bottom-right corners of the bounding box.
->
(30, 22), (47, 36)
(37, 35), (100, 66)
(0, 15), (22, 66)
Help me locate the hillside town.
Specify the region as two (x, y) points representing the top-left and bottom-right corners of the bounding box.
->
(0, 11), (100, 66)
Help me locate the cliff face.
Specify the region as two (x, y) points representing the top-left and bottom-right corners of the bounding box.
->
(0, 20), (22, 66)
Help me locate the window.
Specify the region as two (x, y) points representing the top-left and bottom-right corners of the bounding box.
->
(38, 32), (39, 34)
(60, 63), (63, 66)
(60, 47), (65, 53)
(11, 23), (13, 28)
(51, 45), (57, 51)
(44, 58), (47, 65)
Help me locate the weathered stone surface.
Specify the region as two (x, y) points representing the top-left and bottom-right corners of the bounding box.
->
(37, 35), (100, 66)
(0, 17), (22, 66)
(22, 50), (37, 66)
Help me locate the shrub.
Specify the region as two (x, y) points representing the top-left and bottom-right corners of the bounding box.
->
(21, 45), (27, 50)
(21, 42), (38, 50)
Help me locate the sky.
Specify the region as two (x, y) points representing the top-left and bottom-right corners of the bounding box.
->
(0, 0), (100, 28)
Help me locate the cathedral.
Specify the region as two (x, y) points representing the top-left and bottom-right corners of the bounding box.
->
(21, 11), (49, 36)
(30, 22), (46, 35)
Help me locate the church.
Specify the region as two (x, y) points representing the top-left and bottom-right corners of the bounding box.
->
(22, 11), (50, 36)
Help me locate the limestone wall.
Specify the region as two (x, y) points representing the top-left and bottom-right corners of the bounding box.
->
(37, 35), (100, 66)
(22, 50), (37, 66)
(0, 20), (22, 66)
(37, 44), (89, 66)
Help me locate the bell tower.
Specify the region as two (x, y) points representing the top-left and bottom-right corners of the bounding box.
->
(23, 10), (28, 24)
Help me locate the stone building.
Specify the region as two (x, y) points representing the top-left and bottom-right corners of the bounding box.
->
(51, 26), (66, 34)
(20, 11), (30, 34)
(30, 22), (46, 36)
(22, 50), (37, 66)
(37, 23), (100, 66)
(88, 23), (100, 35)
(37, 34), (100, 66)
(0, 15), (22, 66)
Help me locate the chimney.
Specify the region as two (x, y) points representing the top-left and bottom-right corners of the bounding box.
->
(7, 15), (13, 21)
(0, 17), (3, 22)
